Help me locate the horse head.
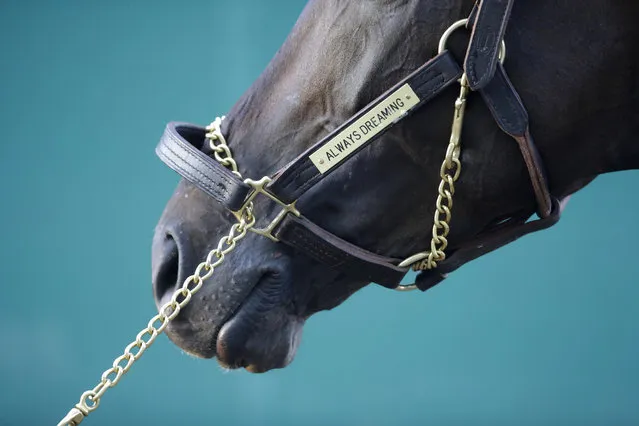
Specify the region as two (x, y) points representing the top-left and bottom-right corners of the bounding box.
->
(151, 0), (639, 373)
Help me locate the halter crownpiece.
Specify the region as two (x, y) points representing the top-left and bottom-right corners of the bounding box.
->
(58, 1), (562, 423)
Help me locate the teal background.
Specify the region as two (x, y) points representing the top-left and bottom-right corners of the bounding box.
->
(1, 1), (638, 425)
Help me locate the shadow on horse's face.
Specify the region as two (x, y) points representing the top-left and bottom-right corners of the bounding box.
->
(151, 0), (639, 372)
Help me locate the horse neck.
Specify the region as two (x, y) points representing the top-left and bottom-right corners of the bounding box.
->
(509, 1), (639, 198)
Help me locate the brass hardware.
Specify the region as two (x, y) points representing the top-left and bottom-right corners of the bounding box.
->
(206, 116), (242, 177)
(438, 18), (506, 64)
(393, 282), (419, 292)
(397, 73), (469, 277)
(308, 83), (420, 173)
(397, 17), (509, 289)
(57, 408), (85, 426)
(234, 176), (301, 242)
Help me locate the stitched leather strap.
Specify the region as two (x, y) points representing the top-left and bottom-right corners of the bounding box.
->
(466, 2), (480, 28)
(464, 0), (514, 90)
(274, 214), (407, 287)
(156, 122), (251, 212)
(480, 64), (527, 135)
(414, 197), (564, 291)
(465, 0), (551, 216)
(155, 124), (409, 287)
(268, 51), (463, 204)
(479, 64), (552, 217)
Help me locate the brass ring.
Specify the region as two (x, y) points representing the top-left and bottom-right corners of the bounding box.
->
(437, 18), (506, 64)
(394, 283), (418, 292)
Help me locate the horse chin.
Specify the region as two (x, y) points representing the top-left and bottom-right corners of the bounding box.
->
(216, 311), (304, 373)
(214, 273), (305, 373)
(160, 268), (305, 373)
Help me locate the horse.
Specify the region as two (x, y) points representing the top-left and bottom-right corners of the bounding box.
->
(150, 0), (639, 374)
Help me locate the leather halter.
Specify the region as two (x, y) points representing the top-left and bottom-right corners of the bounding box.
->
(155, 0), (562, 292)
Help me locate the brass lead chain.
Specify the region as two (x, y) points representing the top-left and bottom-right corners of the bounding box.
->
(57, 118), (253, 426)
(58, 70), (472, 421)
(398, 74), (469, 274)
(206, 116), (241, 177)
(396, 18), (505, 290)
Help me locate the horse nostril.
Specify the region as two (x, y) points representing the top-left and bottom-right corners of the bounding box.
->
(152, 232), (180, 305)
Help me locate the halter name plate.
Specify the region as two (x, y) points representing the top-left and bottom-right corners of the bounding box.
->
(309, 83), (420, 173)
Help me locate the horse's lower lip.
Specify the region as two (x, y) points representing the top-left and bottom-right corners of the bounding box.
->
(211, 279), (263, 369)
(214, 318), (282, 373)
(214, 315), (301, 373)
(215, 314), (262, 370)
(160, 278), (260, 361)
(161, 268), (297, 370)
(245, 364), (268, 373)
(213, 271), (299, 373)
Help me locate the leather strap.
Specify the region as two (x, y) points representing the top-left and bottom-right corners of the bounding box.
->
(480, 64), (527, 136)
(464, 0), (552, 216)
(464, 0), (514, 90)
(274, 214), (407, 287)
(466, 2), (480, 29)
(414, 197), (564, 291)
(479, 64), (552, 217)
(156, 122), (251, 212)
(268, 51), (463, 204)
(411, 0), (555, 290)
(155, 123), (410, 287)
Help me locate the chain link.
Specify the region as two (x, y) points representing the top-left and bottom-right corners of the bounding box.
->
(206, 116), (241, 177)
(399, 74), (469, 273)
(58, 117), (253, 426)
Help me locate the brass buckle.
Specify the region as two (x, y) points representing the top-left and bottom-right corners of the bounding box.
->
(233, 176), (300, 242)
